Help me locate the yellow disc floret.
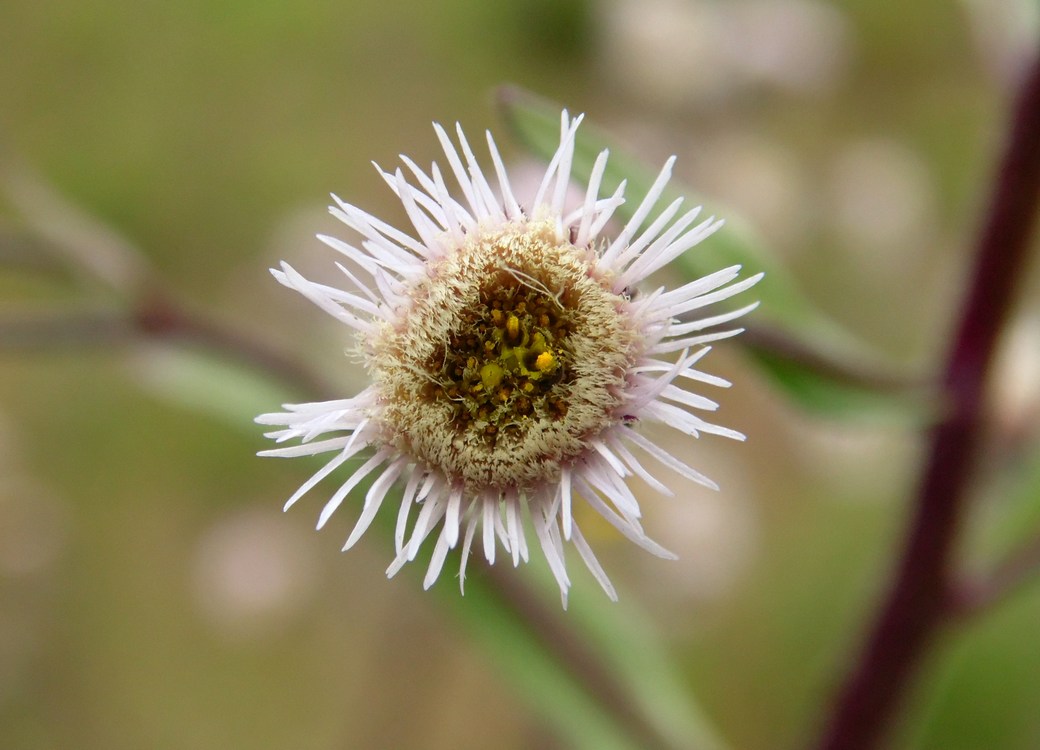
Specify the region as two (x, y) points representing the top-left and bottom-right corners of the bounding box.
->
(534, 351), (557, 374)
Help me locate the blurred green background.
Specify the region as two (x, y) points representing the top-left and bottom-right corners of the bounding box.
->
(2, 0), (1039, 748)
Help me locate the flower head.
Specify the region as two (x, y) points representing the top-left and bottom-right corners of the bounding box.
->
(257, 112), (761, 604)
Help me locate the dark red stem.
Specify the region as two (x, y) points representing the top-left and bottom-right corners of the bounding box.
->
(814, 54), (1040, 750)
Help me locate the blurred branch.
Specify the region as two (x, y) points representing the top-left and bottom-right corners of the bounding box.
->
(0, 226), (75, 278)
(0, 142), (150, 292)
(741, 322), (926, 396)
(0, 310), (134, 350)
(130, 291), (337, 402)
(947, 533), (1040, 617)
(814, 51), (1040, 750)
(0, 297), (334, 402)
(0, 142), (332, 403)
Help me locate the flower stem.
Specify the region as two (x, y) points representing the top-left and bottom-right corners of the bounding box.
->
(813, 53), (1040, 750)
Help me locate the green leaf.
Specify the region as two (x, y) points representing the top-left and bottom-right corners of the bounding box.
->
(497, 86), (925, 420)
(130, 344), (292, 429)
(746, 339), (933, 423)
(442, 574), (654, 750)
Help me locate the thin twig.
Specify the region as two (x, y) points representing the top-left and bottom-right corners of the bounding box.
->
(0, 146), (149, 292)
(0, 310), (134, 350)
(741, 322), (926, 395)
(131, 290), (337, 401)
(0, 228), (75, 278)
(0, 299), (334, 402)
(813, 53), (1040, 750)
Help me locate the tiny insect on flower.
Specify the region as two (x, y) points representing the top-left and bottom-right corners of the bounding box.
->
(256, 111), (761, 606)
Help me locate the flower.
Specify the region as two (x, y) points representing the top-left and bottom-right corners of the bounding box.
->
(257, 111), (761, 605)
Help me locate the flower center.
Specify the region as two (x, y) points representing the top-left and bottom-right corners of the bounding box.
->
(372, 220), (637, 491)
(419, 270), (573, 444)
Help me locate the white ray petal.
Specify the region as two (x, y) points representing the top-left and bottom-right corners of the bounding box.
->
(429, 162), (470, 243)
(506, 497), (521, 567)
(616, 217), (724, 289)
(623, 428), (720, 490)
(587, 179), (627, 243)
(560, 467), (573, 540)
(608, 433), (673, 495)
(482, 496), (498, 565)
(378, 160), (450, 231)
(393, 169), (444, 250)
(534, 503), (571, 606)
(333, 261), (380, 304)
(571, 521), (618, 601)
(257, 436), (352, 459)
(459, 513), (479, 593)
(575, 149), (610, 247)
(316, 448), (393, 529)
(456, 122), (503, 222)
(649, 328), (745, 354)
(406, 491), (446, 561)
(659, 383), (720, 412)
(395, 468), (424, 554)
(667, 302), (760, 337)
(272, 263), (372, 331)
(652, 271), (763, 318)
(443, 486), (463, 548)
(650, 266), (743, 310)
(332, 194), (431, 259)
(550, 114), (580, 215)
(575, 477), (677, 559)
(532, 112), (583, 213)
(486, 130), (522, 220)
(433, 122), (480, 218)
(601, 155), (676, 266)
(279, 439), (370, 512)
(580, 456), (642, 519)
(591, 438), (630, 478)
(342, 457), (406, 550)
(423, 529), (452, 590)
(611, 197), (688, 271)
